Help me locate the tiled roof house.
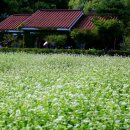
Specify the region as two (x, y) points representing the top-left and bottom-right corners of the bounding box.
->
(0, 9), (119, 48)
(0, 10), (118, 31)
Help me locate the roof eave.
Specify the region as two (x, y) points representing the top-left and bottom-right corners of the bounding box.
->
(22, 28), (40, 31)
(5, 30), (23, 33)
(57, 28), (70, 31)
(22, 27), (71, 31)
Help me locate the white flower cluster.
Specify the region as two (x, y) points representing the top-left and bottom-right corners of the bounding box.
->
(0, 53), (130, 129)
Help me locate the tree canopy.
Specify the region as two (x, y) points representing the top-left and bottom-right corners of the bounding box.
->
(0, 0), (69, 16)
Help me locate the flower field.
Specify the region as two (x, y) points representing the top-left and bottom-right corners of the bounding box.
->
(0, 53), (130, 130)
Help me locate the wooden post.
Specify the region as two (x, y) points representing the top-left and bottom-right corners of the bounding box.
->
(114, 37), (116, 50)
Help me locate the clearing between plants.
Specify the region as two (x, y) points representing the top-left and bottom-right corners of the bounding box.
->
(0, 53), (130, 129)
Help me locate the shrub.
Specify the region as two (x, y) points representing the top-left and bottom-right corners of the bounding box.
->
(3, 34), (15, 47)
(71, 29), (98, 49)
(88, 48), (98, 55)
(93, 19), (124, 50)
(45, 34), (67, 48)
(94, 19), (123, 37)
(3, 34), (24, 48)
(0, 48), (129, 56)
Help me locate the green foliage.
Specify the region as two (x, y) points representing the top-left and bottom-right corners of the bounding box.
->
(34, 1), (50, 10)
(3, 34), (15, 47)
(71, 29), (98, 48)
(45, 35), (67, 48)
(71, 29), (87, 43)
(125, 22), (130, 35)
(0, 53), (130, 129)
(69, 0), (88, 9)
(94, 19), (123, 37)
(83, 0), (125, 14)
(83, 0), (130, 25)
(83, 0), (101, 13)
(0, 48), (130, 56)
(3, 34), (24, 48)
(3, 34), (14, 42)
(68, 0), (130, 36)
(88, 48), (97, 54)
(1, 0), (69, 15)
(93, 19), (124, 49)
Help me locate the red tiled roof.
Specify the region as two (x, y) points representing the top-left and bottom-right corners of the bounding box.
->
(0, 11), (118, 31)
(78, 15), (118, 29)
(23, 9), (83, 29)
(0, 14), (31, 30)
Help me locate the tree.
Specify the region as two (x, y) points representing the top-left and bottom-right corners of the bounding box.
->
(45, 0), (69, 9)
(84, 0), (124, 13)
(2, 0), (69, 15)
(93, 19), (124, 49)
(84, 0), (130, 25)
(83, 0), (101, 13)
(2, 0), (50, 14)
(71, 29), (98, 49)
(69, 0), (88, 9)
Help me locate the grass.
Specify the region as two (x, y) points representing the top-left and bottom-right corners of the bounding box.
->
(0, 53), (130, 130)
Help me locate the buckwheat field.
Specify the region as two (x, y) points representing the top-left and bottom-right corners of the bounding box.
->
(0, 53), (130, 130)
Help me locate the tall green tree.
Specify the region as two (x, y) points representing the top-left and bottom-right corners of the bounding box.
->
(84, 0), (125, 13)
(93, 19), (124, 49)
(83, 0), (130, 24)
(69, 0), (88, 9)
(45, 0), (69, 9)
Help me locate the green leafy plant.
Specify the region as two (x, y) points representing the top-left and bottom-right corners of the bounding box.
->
(45, 34), (67, 48)
(71, 29), (98, 49)
(93, 19), (124, 50)
(3, 34), (24, 48)
(3, 34), (15, 47)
